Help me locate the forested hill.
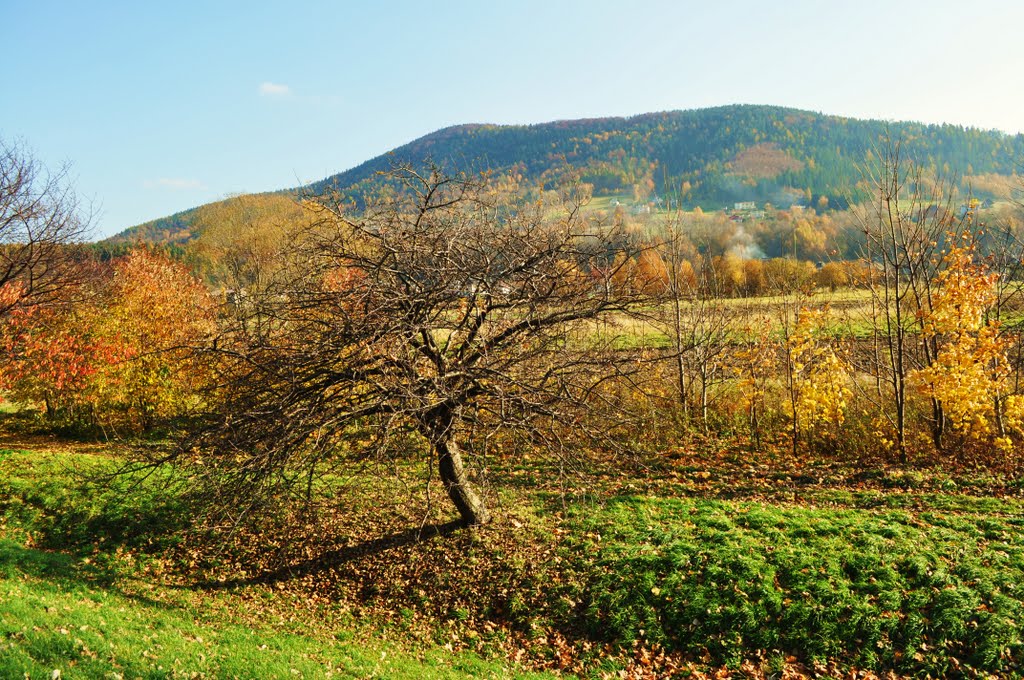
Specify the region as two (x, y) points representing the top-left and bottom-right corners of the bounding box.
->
(111, 105), (1023, 243)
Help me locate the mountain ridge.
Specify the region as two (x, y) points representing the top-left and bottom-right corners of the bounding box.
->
(109, 104), (1024, 244)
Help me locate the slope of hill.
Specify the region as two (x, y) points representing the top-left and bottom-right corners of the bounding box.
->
(109, 104), (1024, 244)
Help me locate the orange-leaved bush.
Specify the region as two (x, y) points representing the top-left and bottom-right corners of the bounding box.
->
(0, 288), (123, 418)
(93, 248), (218, 429)
(0, 248), (217, 431)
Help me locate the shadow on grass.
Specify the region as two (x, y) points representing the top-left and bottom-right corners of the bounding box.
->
(0, 539), (175, 610)
(11, 477), (193, 556)
(0, 453), (195, 592)
(0, 539), (90, 582)
(193, 519), (465, 590)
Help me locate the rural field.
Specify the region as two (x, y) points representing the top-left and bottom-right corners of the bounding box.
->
(1, 401), (1023, 678)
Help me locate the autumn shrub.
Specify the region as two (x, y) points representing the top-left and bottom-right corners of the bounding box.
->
(729, 318), (779, 446)
(91, 249), (218, 431)
(787, 306), (853, 442)
(720, 376), (790, 448)
(0, 248), (217, 434)
(814, 261), (850, 291)
(607, 356), (695, 450)
(913, 238), (1012, 457)
(0, 292), (120, 424)
(814, 390), (886, 462)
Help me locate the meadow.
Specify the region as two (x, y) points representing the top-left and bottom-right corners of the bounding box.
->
(1, 427), (1022, 678)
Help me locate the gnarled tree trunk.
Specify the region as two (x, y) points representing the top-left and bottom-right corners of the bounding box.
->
(422, 407), (489, 526)
(435, 436), (490, 526)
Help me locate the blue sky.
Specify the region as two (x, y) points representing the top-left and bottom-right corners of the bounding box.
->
(4, 0), (1023, 238)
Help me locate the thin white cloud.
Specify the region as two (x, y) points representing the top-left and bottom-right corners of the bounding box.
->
(259, 81), (291, 97)
(143, 178), (204, 190)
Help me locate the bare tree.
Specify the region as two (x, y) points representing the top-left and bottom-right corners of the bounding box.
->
(178, 168), (651, 527)
(0, 140), (90, 317)
(655, 224), (734, 430)
(855, 142), (964, 461)
(983, 182), (1024, 438)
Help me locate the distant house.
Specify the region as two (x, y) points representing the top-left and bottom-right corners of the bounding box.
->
(913, 205), (943, 222)
(734, 201), (757, 211)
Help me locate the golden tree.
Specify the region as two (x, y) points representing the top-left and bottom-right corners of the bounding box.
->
(788, 305), (852, 442)
(94, 249), (218, 429)
(915, 237), (1013, 449)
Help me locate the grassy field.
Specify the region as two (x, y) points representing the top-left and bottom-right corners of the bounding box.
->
(1, 435), (1024, 677)
(0, 554), (541, 679)
(0, 442), (553, 679)
(602, 284), (1024, 351)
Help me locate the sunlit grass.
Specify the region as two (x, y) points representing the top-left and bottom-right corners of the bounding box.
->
(559, 494), (1024, 674)
(3, 434), (1024, 676)
(0, 447), (552, 679)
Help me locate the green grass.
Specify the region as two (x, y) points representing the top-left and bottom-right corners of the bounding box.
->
(555, 494), (1024, 675)
(3, 440), (1024, 676)
(0, 447), (552, 679)
(0, 546), (547, 678)
(578, 195), (628, 213)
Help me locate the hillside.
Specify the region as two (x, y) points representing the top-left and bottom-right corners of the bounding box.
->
(109, 104), (1024, 244)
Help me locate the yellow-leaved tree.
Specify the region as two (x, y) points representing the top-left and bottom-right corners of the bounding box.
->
(915, 236), (1018, 451)
(1, 248), (217, 432)
(787, 305), (852, 446)
(733, 314), (777, 449)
